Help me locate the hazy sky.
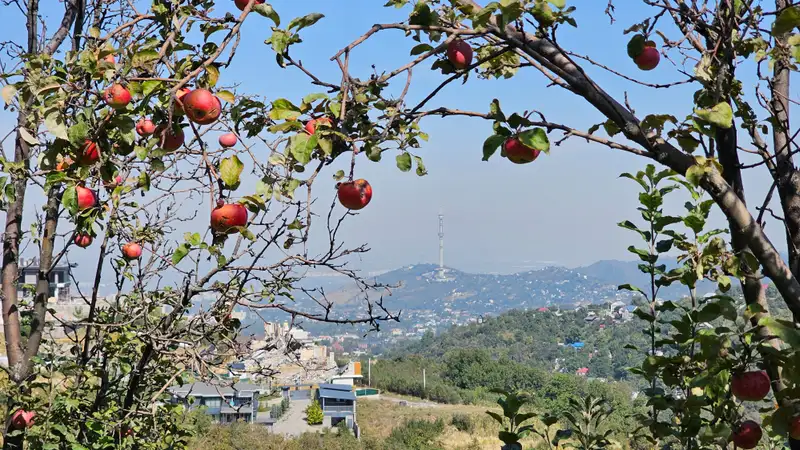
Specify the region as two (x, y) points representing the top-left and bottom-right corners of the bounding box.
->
(0, 1), (785, 278)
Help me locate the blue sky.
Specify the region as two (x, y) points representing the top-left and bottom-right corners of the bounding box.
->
(0, 1), (783, 278)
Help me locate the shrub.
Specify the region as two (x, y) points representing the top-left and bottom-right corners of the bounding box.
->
(305, 400), (324, 425)
(386, 419), (444, 450)
(450, 413), (473, 433)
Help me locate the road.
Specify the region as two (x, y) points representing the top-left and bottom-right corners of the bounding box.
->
(271, 398), (317, 437)
(362, 394), (442, 408)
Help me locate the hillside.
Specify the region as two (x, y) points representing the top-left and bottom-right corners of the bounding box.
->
(389, 306), (649, 382)
(576, 259), (717, 298)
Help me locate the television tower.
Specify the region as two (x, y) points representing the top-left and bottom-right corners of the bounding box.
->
(438, 212), (445, 276)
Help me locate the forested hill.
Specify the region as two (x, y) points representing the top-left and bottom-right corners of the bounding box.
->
(388, 306), (650, 381)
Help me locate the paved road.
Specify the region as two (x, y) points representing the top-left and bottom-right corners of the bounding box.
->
(271, 398), (317, 437)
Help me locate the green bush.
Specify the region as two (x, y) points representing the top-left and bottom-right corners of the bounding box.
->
(386, 419), (444, 450)
(450, 413), (473, 433)
(305, 400), (323, 425)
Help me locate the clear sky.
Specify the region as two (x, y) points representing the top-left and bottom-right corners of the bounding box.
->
(0, 1), (783, 279)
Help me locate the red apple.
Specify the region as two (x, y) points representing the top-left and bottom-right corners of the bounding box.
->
(337, 179), (372, 210)
(173, 87), (192, 116)
(731, 421), (762, 449)
(219, 133), (238, 148)
(731, 370), (771, 402)
(211, 202), (248, 233)
(74, 233), (93, 248)
(790, 416), (800, 440)
(10, 410), (35, 429)
(121, 242), (142, 260)
(80, 140), (100, 165)
(104, 84), (131, 110)
(234, 0), (265, 11)
(75, 186), (97, 210)
(446, 39), (473, 70)
(634, 44), (660, 71)
(136, 118), (157, 136)
(304, 117), (333, 135)
(182, 89), (221, 125)
(154, 125), (185, 151)
(102, 54), (115, 65)
(503, 137), (540, 164)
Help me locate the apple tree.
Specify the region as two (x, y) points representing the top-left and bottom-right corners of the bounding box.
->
(0, 0), (399, 448)
(236, 0), (800, 448)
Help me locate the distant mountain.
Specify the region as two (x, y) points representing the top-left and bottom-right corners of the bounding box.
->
(323, 263), (632, 315)
(577, 259), (718, 298)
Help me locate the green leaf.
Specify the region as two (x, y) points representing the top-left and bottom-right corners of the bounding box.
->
(694, 102), (733, 129)
(287, 13), (324, 31)
(396, 152), (412, 172)
(172, 243), (190, 265)
(270, 99), (301, 120)
(61, 186), (77, 213)
(489, 99), (505, 121)
(759, 316), (800, 347)
(289, 133), (316, 165)
(185, 232), (202, 246)
(773, 6), (800, 34)
(68, 122), (89, 146)
(410, 43), (434, 55)
(1, 84), (16, 105)
(252, 3), (281, 26)
(142, 80), (161, 96)
(482, 134), (505, 161)
(318, 138), (332, 155)
(485, 411), (505, 425)
(414, 155), (427, 176)
(518, 128), (550, 153)
(131, 50), (159, 67)
(219, 155), (244, 188)
(618, 283), (645, 295)
(302, 92), (327, 104)
(685, 164), (707, 186)
(217, 90), (235, 103)
(548, 0), (565, 7)
(627, 34), (645, 59)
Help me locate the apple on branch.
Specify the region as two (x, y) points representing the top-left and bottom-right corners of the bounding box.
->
(211, 201), (248, 234)
(104, 84), (131, 110)
(446, 39), (473, 70)
(182, 89), (221, 125)
(731, 370), (771, 402)
(627, 34), (660, 71)
(219, 133), (238, 148)
(337, 179), (372, 210)
(731, 420), (762, 449)
(122, 242), (143, 260)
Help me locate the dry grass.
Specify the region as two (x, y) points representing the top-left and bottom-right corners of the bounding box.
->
(356, 398), (544, 450)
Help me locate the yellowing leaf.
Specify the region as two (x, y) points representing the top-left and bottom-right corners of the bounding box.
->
(217, 90), (235, 103)
(694, 102), (733, 129)
(204, 65), (220, 88)
(18, 127), (39, 145)
(1, 84), (17, 105)
(219, 155), (244, 188)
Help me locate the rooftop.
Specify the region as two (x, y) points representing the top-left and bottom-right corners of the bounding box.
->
(318, 387), (356, 401)
(169, 381), (263, 398)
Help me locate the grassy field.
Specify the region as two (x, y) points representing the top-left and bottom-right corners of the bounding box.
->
(356, 397), (544, 450)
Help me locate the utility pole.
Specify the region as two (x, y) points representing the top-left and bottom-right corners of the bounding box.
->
(368, 358), (371, 387)
(423, 368), (426, 390)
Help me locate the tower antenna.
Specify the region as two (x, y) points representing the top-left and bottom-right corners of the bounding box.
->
(438, 211), (445, 277)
